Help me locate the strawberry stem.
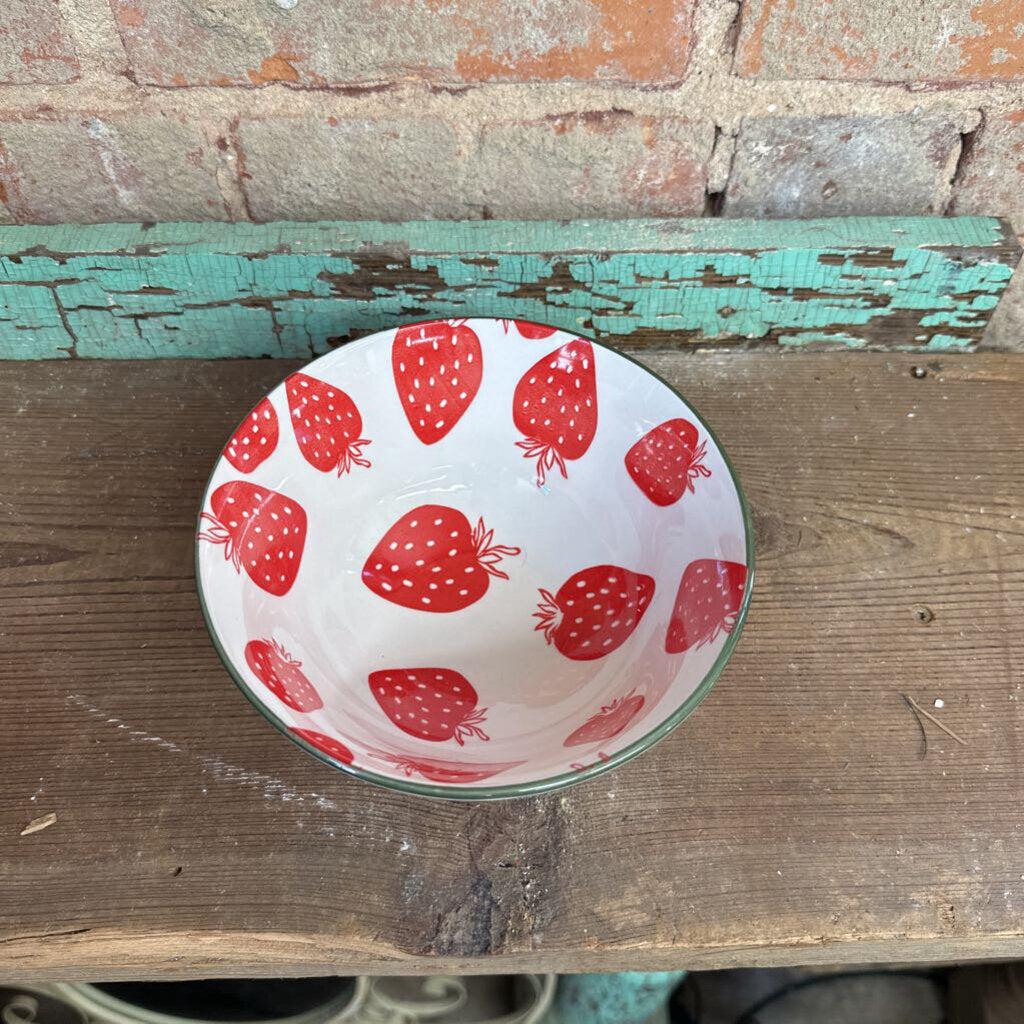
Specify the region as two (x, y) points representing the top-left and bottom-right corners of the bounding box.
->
(337, 437), (372, 476)
(598, 689), (635, 716)
(515, 438), (568, 488)
(196, 512), (239, 572)
(270, 638), (301, 666)
(377, 753), (418, 777)
(532, 588), (562, 643)
(685, 439), (711, 493)
(471, 517), (521, 580)
(454, 707), (489, 745)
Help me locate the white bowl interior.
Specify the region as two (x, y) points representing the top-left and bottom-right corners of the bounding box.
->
(197, 318), (749, 794)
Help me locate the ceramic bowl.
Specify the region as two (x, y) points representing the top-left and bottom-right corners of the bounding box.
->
(196, 318), (752, 799)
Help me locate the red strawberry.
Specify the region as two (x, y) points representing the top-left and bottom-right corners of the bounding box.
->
(372, 751), (523, 784)
(291, 728), (354, 765)
(564, 691), (645, 747)
(224, 397), (279, 473)
(393, 320), (482, 444)
(666, 559), (747, 653)
(502, 319), (557, 339)
(534, 564), (654, 661)
(286, 372), (370, 476)
(198, 481), (307, 596)
(514, 339), (597, 486)
(245, 638), (322, 712)
(369, 668), (488, 745)
(362, 504), (519, 613)
(625, 418), (711, 507)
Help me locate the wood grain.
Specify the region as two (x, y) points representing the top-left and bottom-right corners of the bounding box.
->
(0, 217), (1016, 358)
(2, 351), (1023, 978)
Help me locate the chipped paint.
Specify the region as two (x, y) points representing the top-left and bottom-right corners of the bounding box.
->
(0, 217), (1015, 358)
(958, 0), (1024, 79)
(737, 0), (1024, 82)
(111, 0), (694, 87)
(926, 333), (976, 351)
(247, 52), (303, 85)
(454, 0), (692, 82)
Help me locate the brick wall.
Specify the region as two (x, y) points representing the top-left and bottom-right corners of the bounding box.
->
(2, 0), (1024, 344)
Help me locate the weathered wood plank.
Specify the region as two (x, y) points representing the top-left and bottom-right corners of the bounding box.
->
(0, 217), (1016, 358)
(1, 351), (1023, 977)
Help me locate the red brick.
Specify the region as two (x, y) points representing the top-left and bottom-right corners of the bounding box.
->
(476, 114), (713, 218)
(0, 0), (78, 83)
(109, 0), (695, 86)
(954, 111), (1024, 225)
(724, 114), (962, 217)
(737, 0), (1024, 81)
(0, 115), (229, 223)
(237, 117), (473, 221)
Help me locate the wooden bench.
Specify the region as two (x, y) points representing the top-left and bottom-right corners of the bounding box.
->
(2, 218), (1023, 979)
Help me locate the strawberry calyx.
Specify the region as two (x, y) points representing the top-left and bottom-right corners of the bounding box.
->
(702, 606), (739, 647)
(453, 706), (490, 746)
(471, 517), (521, 580)
(336, 436), (372, 476)
(684, 439), (711, 494)
(269, 638), (301, 667)
(532, 588), (563, 643)
(197, 512), (241, 572)
(598, 689), (637, 717)
(515, 437), (568, 488)
(376, 753), (418, 777)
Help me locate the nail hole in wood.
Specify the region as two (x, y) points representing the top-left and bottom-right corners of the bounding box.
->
(172, 866), (183, 877)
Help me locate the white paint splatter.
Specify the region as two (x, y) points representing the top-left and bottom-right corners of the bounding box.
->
(85, 118), (138, 208)
(272, 0), (299, 8)
(67, 695), (339, 811)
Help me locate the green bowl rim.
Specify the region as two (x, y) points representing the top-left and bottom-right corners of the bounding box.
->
(194, 316), (755, 801)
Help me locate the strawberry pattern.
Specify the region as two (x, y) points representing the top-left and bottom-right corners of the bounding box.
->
(362, 505), (520, 613)
(198, 319), (749, 790)
(224, 398), (278, 473)
(291, 728), (354, 765)
(286, 372), (371, 476)
(369, 668), (489, 745)
(245, 638), (322, 712)
(393, 320), (482, 444)
(534, 564), (655, 661)
(666, 559), (747, 653)
(501, 319), (558, 339)
(514, 339), (598, 487)
(625, 418), (710, 507)
(198, 481), (306, 596)
(564, 690), (645, 746)
(371, 751), (525, 784)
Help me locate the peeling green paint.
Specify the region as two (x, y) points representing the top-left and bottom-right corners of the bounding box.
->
(0, 217), (1016, 358)
(778, 331), (866, 348)
(926, 333), (976, 351)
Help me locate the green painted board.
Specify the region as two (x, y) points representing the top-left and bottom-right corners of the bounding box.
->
(0, 217), (1017, 358)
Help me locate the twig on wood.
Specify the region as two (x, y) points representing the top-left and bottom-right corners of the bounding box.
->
(20, 812), (57, 836)
(901, 693), (929, 758)
(901, 693), (968, 749)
